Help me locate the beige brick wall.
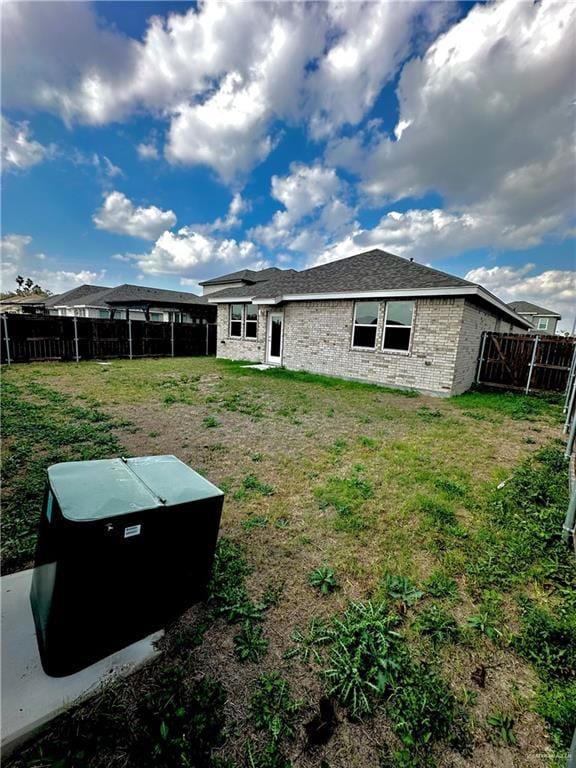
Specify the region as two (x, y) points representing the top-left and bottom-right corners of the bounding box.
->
(216, 303), (265, 362)
(452, 301), (526, 395)
(280, 298), (463, 395)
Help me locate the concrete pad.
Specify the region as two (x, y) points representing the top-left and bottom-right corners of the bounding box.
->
(242, 364), (272, 370)
(1, 568), (163, 757)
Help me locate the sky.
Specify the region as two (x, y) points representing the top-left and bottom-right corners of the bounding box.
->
(1, 0), (575, 331)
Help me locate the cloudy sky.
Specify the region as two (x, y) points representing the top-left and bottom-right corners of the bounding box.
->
(2, 0), (575, 329)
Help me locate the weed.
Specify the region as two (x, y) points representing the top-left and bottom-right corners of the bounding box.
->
(284, 618), (331, 664)
(514, 598), (576, 681)
(315, 469), (373, 534)
(535, 681), (576, 749)
(242, 516), (269, 531)
(148, 430), (160, 438)
(236, 474), (275, 498)
(433, 478), (468, 499)
(250, 672), (300, 742)
(423, 571), (458, 599)
(416, 407), (443, 421)
(381, 573), (423, 608)
(220, 391), (264, 419)
(357, 435), (378, 448)
(274, 518), (289, 529)
(252, 452), (264, 462)
(486, 711), (517, 746)
(136, 666), (227, 767)
(261, 582), (284, 609)
(309, 566), (339, 596)
(234, 621), (269, 663)
(203, 415), (220, 428)
(414, 605), (460, 646)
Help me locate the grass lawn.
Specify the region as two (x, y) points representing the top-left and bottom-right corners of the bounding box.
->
(2, 357), (575, 768)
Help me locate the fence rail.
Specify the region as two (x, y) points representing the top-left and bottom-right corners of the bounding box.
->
(0, 314), (216, 364)
(476, 332), (575, 393)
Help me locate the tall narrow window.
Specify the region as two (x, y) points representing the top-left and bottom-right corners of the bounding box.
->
(245, 305), (258, 338)
(352, 301), (379, 349)
(230, 304), (243, 337)
(537, 317), (548, 330)
(383, 301), (414, 352)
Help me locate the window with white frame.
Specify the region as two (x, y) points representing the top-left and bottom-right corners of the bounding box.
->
(352, 301), (379, 349)
(245, 305), (258, 338)
(229, 304), (257, 338)
(383, 301), (414, 352)
(230, 304), (243, 337)
(537, 317), (548, 330)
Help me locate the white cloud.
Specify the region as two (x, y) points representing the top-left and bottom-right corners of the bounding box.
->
(137, 141), (158, 160)
(1, 2), (440, 181)
(195, 193), (248, 234)
(328, 0), (575, 242)
(0, 234), (106, 295)
(464, 264), (576, 333)
(131, 227), (260, 278)
(250, 163), (354, 250)
(2, 116), (54, 170)
(93, 191), (177, 240)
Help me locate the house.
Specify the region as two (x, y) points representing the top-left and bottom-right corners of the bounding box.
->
(44, 284), (216, 324)
(199, 267), (296, 296)
(0, 294), (50, 315)
(207, 249), (530, 396)
(507, 301), (561, 335)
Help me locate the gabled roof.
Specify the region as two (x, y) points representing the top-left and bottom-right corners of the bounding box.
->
(0, 294), (50, 306)
(199, 267), (294, 286)
(507, 300), (561, 318)
(44, 284), (110, 307)
(208, 249), (531, 329)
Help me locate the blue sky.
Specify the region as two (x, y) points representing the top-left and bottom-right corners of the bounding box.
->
(2, 0), (575, 329)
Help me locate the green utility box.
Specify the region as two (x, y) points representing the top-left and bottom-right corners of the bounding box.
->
(30, 455), (224, 677)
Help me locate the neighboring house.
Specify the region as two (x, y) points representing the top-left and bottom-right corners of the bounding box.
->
(208, 249), (530, 396)
(44, 284), (215, 324)
(0, 294), (50, 315)
(507, 301), (561, 335)
(199, 267), (296, 296)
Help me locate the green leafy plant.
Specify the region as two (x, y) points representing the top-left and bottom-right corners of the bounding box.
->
(309, 566), (339, 595)
(284, 617), (331, 665)
(414, 605), (460, 647)
(423, 570), (458, 599)
(202, 415), (220, 428)
(242, 515), (269, 531)
(381, 573), (423, 608)
(239, 474), (275, 497)
(250, 672), (300, 742)
(234, 621), (269, 663)
(486, 711), (517, 746)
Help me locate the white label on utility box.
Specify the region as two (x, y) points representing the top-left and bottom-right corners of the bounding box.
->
(124, 524), (141, 538)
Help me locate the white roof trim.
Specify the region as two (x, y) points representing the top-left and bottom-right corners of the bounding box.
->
(208, 296), (256, 304)
(210, 285), (529, 328)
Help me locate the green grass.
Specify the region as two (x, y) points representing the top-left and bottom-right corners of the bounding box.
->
(1, 358), (573, 766)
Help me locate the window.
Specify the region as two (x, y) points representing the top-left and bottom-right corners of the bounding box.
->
(98, 309), (110, 319)
(230, 304), (243, 337)
(245, 305), (258, 338)
(537, 317), (548, 330)
(150, 312), (163, 322)
(383, 301), (414, 352)
(352, 301), (379, 348)
(229, 304), (257, 338)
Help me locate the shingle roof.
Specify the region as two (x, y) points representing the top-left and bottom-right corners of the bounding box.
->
(209, 249), (474, 301)
(507, 301), (561, 318)
(44, 284), (110, 307)
(199, 267), (294, 286)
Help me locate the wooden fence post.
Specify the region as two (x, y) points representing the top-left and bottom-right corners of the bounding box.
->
(171, 321), (175, 357)
(525, 335), (539, 394)
(73, 316), (80, 363)
(2, 314), (11, 365)
(128, 318), (133, 360)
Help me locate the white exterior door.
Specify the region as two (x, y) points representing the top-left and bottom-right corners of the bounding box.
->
(267, 312), (283, 365)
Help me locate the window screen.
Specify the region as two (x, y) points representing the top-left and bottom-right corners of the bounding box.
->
(383, 301), (414, 351)
(352, 301), (379, 348)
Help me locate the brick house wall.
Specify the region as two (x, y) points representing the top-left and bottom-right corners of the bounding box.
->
(215, 297), (525, 395)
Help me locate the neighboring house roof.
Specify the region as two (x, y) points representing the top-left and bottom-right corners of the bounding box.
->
(0, 294), (50, 306)
(198, 267), (294, 286)
(507, 300), (561, 318)
(48, 283), (208, 309)
(208, 249), (531, 329)
(44, 284), (111, 307)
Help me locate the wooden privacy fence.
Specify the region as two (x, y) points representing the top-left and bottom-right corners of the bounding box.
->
(476, 332), (576, 393)
(0, 314), (216, 364)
